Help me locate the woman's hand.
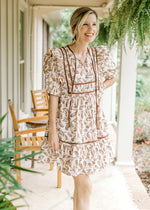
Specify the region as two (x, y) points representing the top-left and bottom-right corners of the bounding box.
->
(103, 75), (118, 90)
(48, 130), (59, 151)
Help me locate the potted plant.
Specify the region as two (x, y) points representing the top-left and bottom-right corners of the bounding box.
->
(0, 113), (42, 209)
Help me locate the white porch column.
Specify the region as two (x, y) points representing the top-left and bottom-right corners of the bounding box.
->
(102, 43), (118, 125)
(116, 40), (137, 165)
(22, 2), (32, 114)
(31, 7), (43, 90)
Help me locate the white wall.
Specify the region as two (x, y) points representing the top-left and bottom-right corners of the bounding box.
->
(0, 0), (19, 138)
(0, 0), (32, 138)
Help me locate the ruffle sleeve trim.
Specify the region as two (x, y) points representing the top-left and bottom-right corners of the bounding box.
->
(96, 45), (118, 80)
(43, 48), (63, 96)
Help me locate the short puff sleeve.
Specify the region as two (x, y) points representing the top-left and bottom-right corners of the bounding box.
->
(43, 48), (62, 96)
(96, 46), (118, 80)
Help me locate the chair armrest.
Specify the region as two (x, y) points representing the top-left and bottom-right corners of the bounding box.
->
(32, 108), (48, 112)
(17, 115), (48, 124)
(15, 127), (46, 136)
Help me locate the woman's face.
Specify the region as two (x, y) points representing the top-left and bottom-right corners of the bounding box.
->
(76, 13), (97, 44)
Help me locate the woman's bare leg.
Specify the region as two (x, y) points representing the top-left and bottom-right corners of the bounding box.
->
(73, 184), (77, 210)
(73, 174), (92, 210)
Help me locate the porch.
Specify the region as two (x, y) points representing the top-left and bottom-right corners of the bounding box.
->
(1, 0), (150, 209)
(0, 0), (137, 171)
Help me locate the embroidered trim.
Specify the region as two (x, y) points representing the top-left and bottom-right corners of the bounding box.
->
(69, 90), (98, 95)
(59, 135), (109, 145)
(62, 47), (73, 83)
(89, 47), (98, 128)
(59, 48), (70, 94)
(74, 81), (95, 85)
(59, 46), (98, 128)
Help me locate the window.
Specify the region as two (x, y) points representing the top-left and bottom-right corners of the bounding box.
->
(19, 11), (25, 110)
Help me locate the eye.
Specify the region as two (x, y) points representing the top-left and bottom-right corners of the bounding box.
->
(83, 23), (88, 26)
(93, 23), (96, 26)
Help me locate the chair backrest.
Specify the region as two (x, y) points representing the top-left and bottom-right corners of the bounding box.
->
(31, 89), (48, 117)
(8, 99), (19, 132)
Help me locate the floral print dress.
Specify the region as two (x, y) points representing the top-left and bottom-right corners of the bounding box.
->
(40, 45), (118, 176)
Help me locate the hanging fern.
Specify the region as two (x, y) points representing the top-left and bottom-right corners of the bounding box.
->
(97, 22), (111, 45)
(99, 0), (150, 48)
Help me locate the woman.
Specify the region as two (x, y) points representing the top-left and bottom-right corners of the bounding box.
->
(41, 7), (118, 210)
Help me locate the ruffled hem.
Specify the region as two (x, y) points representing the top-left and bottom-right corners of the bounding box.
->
(39, 135), (115, 176)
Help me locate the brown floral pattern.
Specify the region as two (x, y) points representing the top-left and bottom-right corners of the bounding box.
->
(40, 45), (118, 176)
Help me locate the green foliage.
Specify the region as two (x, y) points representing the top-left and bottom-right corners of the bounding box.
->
(136, 75), (145, 97)
(134, 119), (150, 144)
(0, 114), (42, 209)
(52, 9), (73, 48)
(104, 0), (150, 48)
(135, 72), (150, 112)
(97, 22), (111, 46)
(134, 67), (150, 143)
(135, 91), (150, 112)
(138, 44), (150, 67)
(51, 3), (150, 49)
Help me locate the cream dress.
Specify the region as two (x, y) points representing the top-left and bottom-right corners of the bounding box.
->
(40, 45), (118, 176)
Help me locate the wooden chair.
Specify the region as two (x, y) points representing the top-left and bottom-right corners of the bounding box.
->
(8, 99), (61, 188)
(31, 89), (54, 171)
(31, 89), (48, 117)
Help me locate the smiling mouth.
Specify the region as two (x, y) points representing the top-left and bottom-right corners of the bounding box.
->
(85, 33), (94, 37)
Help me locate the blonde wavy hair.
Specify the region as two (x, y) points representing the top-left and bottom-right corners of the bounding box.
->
(70, 7), (99, 43)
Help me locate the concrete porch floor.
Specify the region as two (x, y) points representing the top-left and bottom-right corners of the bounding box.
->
(13, 162), (150, 210)
(13, 125), (150, 210)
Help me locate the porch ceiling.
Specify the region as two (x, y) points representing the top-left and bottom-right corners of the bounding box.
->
(29, 0), (114, 18)
(29, 0), (113, 8)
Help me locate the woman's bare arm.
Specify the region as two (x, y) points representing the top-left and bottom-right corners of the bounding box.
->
(103, 75), (119, 90)
(48, 94), (59, 150)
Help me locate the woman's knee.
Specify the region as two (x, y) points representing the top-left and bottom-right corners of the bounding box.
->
(73, 174), (92, 195)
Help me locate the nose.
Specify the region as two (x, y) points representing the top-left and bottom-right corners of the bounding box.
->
(88, 24), (95, 31)
(89, 25), (93, 29)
